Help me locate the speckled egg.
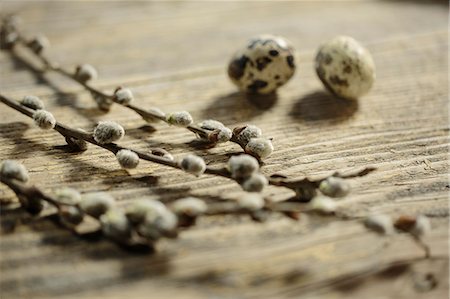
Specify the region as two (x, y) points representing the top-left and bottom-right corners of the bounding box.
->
(228, 35), (296, 94)
(315, 36), (375, 100)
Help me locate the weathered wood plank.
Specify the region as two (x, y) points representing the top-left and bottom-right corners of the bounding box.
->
(0, 1), (448, 299)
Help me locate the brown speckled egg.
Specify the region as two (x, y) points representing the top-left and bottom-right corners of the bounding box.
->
(315, 36), (375, 100)
(228, 35), (296, 94)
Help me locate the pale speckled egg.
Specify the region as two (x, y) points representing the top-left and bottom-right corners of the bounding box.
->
(228, 35), (296, 94)
(315, 36), (375, 100)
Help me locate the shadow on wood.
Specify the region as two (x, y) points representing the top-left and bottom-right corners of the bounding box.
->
(8, 50), (102, 126)
(124, 124), (157, 141)
(9, 50), (79, 107)
(289, 90), (358, 123)
(44, 152), (160, 190)
(201, 91), (278, 123)
(0, 122), (51, 160)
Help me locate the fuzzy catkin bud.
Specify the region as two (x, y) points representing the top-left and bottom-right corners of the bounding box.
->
(27, 35), (50, 54)
(93, 121), (125, 144)
(75, 64), (98, 83)
(199, 119), (232, 143)
(54, 187), (81, 205)
(116, 149), (139, 169)
(100, 209), (132, 241)
(114, 87), (134, 105)
(241, 173), (268, 192)
(79, 192), (115, 218)
(151, 148), (174, 161)
(0, 25), (18, 49)
(151, 209), (178, 237)
(0, 16), (20, 49)
(143, 108), (166, 123)
(319, 177), (350, 198)
(238, 193), (265, 211)
(92, 93), (113, 111)
(180, 154), (206, 176)
(166, 111), (193, 127)
(233, 125), (262, 147)
(137, 206), (178, 240)
(125, 199), (166, 224)
(59, 206), (84, 226)
(245, 138), (274, 159)
(228, 154), (259, 180)
(364, 213), (394, 235)
(199, 119), (225, 131)
(411, 215), (431, 237)
(21, 95), (44, 110)
(65, 136), (88, 151)
(32, 110), (56, 129)
(309, 196), (337, 214)
(0, 160), (29, 182)
(171, 197), (207, 217)
(215, 127), (233, 143)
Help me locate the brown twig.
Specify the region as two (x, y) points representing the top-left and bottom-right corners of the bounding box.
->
(269, 167), (377, 201)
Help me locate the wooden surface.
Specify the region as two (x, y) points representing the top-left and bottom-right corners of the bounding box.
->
(0, 1), (448, 298)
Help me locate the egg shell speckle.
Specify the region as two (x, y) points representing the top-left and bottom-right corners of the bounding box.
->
(315, 36), (375, 100)
(228, 34), (296, 94)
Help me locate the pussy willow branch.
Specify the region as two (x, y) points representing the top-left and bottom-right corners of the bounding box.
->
(5, 174), (432, 259)
(0, 177), (154, 249)
(1, 175), (432, 257)
(0, 176), (313, 219)
(0, 174), (311, 229)
(0, 172), (363, 227)
(0, 171), (323, 250)
(0, 94), (229, 175)
(7, 29), (241, 148)
(268, 166), (376, 200)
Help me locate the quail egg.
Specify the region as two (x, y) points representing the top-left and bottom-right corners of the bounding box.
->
(315, 36), (375, 100)
(228, 34), (296, 94)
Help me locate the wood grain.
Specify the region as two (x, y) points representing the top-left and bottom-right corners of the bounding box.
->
(0, 1), (448, 298)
